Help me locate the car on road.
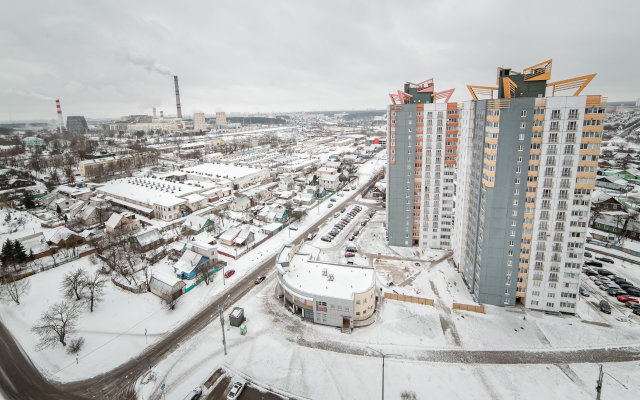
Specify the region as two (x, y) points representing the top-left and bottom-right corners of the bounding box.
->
(327, 203), (334, 208)
(226, 382), (245, 400)
(584, 251), (592, 258)
(360, 221), (367, 226)
(595, 256), (614, 264)
(321, 235), (332, 242)
(330, 198), (337, 202)
(224, 269), (235, 278)
(344, 187), (350, 192)
(585, 260), (603, 268)
(254, 276), (266, 285)
(349, 234), (355, 241)
(414, 262), (421, 267)
(617, 295), (639, 303)
(341, 208), (346, 213)
(289, 225), (298, 231)
(599, 300), (611, 314)
(185, 386), (203, 400)
(307, 232), (317, 241)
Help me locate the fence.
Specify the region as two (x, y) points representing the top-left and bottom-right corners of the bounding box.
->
(452, 302), (485, 313)
(111, 277), (148, 294)
(384, 292), (434, 306)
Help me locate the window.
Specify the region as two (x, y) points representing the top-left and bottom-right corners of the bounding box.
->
(520, 122), (526, 129)
(521, 110), (527, 117)
(519, 133), (525, 141)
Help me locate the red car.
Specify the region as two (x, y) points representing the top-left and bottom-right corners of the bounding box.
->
(224, 269), (236, 278)
(344, 253), (355, 258)
(617, 295), (639, 303)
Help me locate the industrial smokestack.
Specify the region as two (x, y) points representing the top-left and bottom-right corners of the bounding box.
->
(55, 99), (64, 132)
(160, 110), (164, 119)
(173, 75), (182, 119)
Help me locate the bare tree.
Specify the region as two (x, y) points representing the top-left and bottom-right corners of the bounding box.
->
(589, 201), (605, 227)
(32, 300), (83, 349)
(61, 267), (87, 300)
(196, 262), (212, 285)
(83, 271), (107, 312)
(0, 275), (30, 305)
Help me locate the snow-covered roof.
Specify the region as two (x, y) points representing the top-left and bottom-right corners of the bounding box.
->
(183, 193), (206, 203)
(45, 226), (76, 244)
(183, 214), (209, 230)
(233, 227), (253, 245)
(134, 229), (162, 246)
(105, 213), (124, 229)
(78, 205), (96, 221)
(98, 177), (209, 209)
(181, 163), (268, 180)
(219, 226), (241, 242)
(151, 269), (184, 288)
(175, 249), (206, 275)
(277, 245), (375, 301)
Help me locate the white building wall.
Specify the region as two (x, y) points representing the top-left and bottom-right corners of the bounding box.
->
(453, 102), (475, 266)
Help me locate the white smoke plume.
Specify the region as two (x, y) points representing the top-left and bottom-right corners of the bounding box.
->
(3, 88), (55, 101)
(124, 53), (175, 76)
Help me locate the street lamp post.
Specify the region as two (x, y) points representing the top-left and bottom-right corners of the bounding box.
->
(367, 347), (385, 400)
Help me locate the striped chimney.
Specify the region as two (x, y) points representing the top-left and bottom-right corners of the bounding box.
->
(160, 110), (164, 118)
(55, 99), (64, 131)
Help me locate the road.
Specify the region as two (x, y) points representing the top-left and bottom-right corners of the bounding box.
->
(586, 246), (640, 265)
(0, 172), (381, 400)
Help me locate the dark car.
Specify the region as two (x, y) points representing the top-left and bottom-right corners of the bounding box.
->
(330, 198), (337, 202)
(595, 256), (614, 264)
(586, 260), (603, 268)
(584, 251), (592, 258)
(341, 208), (346, 213)
(321, 235), (332, 242)
(254, 275), (266, 284)
(583, 269), (598, 276)
(579, 286), (590, 297)
(625, 302), (640, 310)
(627, 288), (640, 297)
(349, 234), (355, 241)
(599, 300), (611, 314)
(224, 269), (235, 278)
(345, 246), (357, 253)
(633, 309), (640, 316)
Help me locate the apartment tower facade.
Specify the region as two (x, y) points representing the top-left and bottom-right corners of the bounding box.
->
(453, 60), (603, 312)
(386, 79), (458, 249)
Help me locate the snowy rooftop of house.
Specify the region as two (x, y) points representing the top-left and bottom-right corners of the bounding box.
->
(183, 193), (206, 203)
(135, 229), (162, 246)
(105, 213), (124, 229)
(45, 226), (76, 243)
(277, 245), (375, 300)
(97, 177), (209, 208)
(175, 249), (205, 274)
(181, 163), (267, 180)
(219, 226), (241, 242)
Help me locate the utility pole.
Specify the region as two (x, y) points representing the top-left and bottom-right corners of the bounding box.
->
(596, 364), (603, 400)
(219, 304), (227, 356)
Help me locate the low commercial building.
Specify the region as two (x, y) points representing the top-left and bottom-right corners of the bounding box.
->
(275, 244), (376, 330)
(78, 153), (157, 177)
(182, 163), (270, 189)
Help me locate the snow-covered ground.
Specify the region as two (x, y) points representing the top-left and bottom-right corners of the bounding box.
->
(136, 276), (640, 400)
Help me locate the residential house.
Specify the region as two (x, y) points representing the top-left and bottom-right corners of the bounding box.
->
(233, 227), (255, 246)
(174, 249), (210, 280)
(319, 174), (341, 191)
(278, 175), (295, 191)
(219, 226), (241, 246)
(132, 229), (164, 251)
(45, 227), (86, 249)
(105, 212), (141, 235)
(229, 195), (251, 212)
(595, 175), (631, 192)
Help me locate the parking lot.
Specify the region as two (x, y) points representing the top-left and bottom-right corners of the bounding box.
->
(580, 253), (640, 319)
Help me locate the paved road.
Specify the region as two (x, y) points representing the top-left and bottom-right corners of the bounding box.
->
(0, 172), (381, 400)
(586, 246), (640, 265)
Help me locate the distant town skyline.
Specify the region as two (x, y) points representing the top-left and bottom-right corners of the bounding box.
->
(1, 0), (638, 121)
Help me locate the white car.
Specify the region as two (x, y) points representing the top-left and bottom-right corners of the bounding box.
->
(227, 382), (245, 400)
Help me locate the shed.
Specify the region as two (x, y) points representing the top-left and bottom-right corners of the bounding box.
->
(149, 270), (186, 301)
(229, 307), (245, 327)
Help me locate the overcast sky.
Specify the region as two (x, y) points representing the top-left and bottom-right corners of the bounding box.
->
(1, 0), (638, 121)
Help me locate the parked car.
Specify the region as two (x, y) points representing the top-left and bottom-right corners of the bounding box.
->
(617, 295), (639, 303)
(341, 208), (346, 213)
(254, 276), (266, 284)
(349, 234), (355, 241)
(224, 269), (235, 278)
(595, 256), (614, 264)
(584, 251), (592, 258)
(583, 269), (597, 276)
(627, 288), (640, 297)
(330, 198), (337, 202)
(328, 203), (334, 208)
(344, 252), (355, 258)
(345, 246), (357, 253)
(579, 287), (590, 297)
(226, 382), (245, 400)
(598, 268), (613, 275)
(625, 302), (640, 310)
(289, 225), (298, 231)
(334, 212), (341, 218)
(633, 309), (640, 316)
(307, 232), (317, 240)
(585, 260), (603, 268)
(321, 235), (332, 242)
(599, 300), (611, 314)
(185, 387), (203, 400)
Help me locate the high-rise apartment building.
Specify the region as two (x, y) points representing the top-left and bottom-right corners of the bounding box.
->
(193, 112), (207, 131)
(386, 79), (458, 249)
(216, 112), (227, 127)
(453, 60), (603, 312)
